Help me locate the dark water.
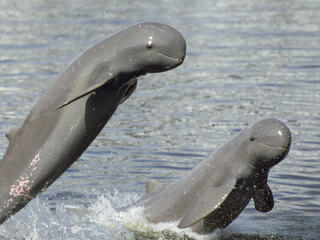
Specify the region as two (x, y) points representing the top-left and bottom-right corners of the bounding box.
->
(0, 0), (320, 239)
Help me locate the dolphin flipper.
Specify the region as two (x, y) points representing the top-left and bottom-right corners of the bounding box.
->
(119, 79), (137, 104)
(178, 179), (236, 228)
(55, 61), (115, 110)
(55, 78), (111, 110)
(253, 184), (274, 212)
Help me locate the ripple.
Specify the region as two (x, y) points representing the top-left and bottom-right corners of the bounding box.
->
(0, 0), (320, 239)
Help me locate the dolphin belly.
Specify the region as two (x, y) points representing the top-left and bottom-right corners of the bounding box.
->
(0, 83), (123, 223)
(130, 119), (291, 234)
(0, 22), (186, 224)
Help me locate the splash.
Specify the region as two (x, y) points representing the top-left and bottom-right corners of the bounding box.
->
(0, 190), (304, 239)
(88, 191), (220, 240)
(0, 190), (223, 239)
(0, 195), (114, 240)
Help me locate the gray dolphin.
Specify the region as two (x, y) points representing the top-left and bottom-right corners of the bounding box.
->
(133, 118), (291, 233)
(0, 22), (186, 224)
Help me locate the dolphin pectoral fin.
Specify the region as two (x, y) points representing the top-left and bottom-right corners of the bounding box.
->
(55, 81), (109, 110)
(253, 184), (274, 213)
(178, 180), (236, 229)
(54, 61), (115, 110)
(146, 179), (165, 194)
(119, 79), (137, 104)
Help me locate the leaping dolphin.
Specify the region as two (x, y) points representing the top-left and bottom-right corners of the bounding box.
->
(132, 118), (291, 233)
(0, 22), (186, 224)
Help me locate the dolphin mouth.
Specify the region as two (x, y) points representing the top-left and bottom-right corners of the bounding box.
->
(258, 142), (289, 150)
(156, 50), (184, 65)
(145, 51), (183, 73)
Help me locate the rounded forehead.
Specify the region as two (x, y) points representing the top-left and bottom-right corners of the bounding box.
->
(98, 23), (173, 51)
(247, 119), (291, 147)
(250, 118), (284, 133)
(135, 22), (181, 41)
(137, 22), (174, 32)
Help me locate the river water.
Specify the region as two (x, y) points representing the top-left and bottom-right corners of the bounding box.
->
(0, 0), (319, 239)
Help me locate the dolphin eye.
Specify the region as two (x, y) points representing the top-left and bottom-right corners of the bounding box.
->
(146, 36), (153, 49)
(250, 137), (255, 142)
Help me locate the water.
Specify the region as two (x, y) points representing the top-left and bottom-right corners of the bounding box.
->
(0, 0), (320, 239)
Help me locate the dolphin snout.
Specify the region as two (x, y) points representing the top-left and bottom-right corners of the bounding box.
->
(264, 120), (291, 150)
(275, 122), (291, 150)
(254, 118), (292, 150)
(144, 22), (186, 63)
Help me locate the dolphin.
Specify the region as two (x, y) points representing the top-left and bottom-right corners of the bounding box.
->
(0, 22), (186, 224)
(132, 118), (291, 233)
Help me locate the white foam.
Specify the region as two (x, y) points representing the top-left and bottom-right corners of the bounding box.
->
(0, 191), (223, 239)
(88, 191), (221, 240)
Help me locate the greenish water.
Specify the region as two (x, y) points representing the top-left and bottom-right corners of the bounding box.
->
(0, 0), (319, 239)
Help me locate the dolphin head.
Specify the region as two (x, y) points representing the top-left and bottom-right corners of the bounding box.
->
(54, 22), (186, 109)
(245, 118), (291, 169)
(110, 22), (186, 76)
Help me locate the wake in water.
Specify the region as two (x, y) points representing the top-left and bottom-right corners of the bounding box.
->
(85, 191), (220, 240)
(0, 190), (219, 240)
(0, 190), (304, 240)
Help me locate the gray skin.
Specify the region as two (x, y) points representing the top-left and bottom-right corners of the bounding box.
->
(134, 118), (291, 233)
(0, 22), (186, 224)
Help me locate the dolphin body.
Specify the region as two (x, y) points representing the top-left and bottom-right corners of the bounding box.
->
(133, 119), (291, 233)
(0, 22), (186, 224)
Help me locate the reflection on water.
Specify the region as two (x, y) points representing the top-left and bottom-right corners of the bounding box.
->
(0, 0), (320, 239)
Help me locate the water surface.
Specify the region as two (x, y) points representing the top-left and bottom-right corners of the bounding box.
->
(0, 0), (319, 239)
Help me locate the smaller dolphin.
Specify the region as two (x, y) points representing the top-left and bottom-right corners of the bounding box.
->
(133, 118), (291, 233)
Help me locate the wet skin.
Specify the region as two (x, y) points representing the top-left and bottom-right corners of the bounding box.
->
(0, 22), (186, 224)
(133, 119), (291, 233)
